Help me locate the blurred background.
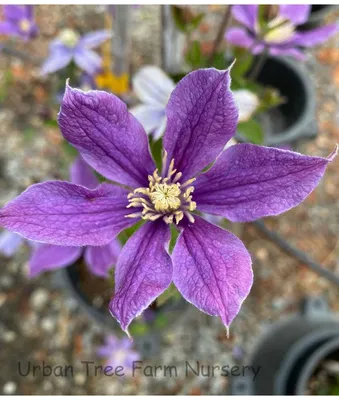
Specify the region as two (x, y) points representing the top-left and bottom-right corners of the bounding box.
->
(0, 4), (339, 395)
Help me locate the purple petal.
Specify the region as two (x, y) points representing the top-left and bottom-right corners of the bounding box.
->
(172, 216), (253, 329)
(79, 30), (112, 49)
(58, 85), (156, 188)
(3, 5), (26, 21)
(109, 221), (172, 334)
(41, 44), (73, 75)
(194, 144), (338, 222)
(269, 45), (306, 60)
(0, 21), (18, 36)
(225, 27), (256, 49)
(29, 244), (82, 277)
(129, 104), (166, 137)
(0, 231), (24, 257)
(291, 24), (339, 47)
(0, 181), (136, 246)
(163, 68), (238, 181)
(84, 238), (121, 278)
(74, 47), (102, 75)
(70, 156), (98, 189)
(232, 5), (258, 30)
(279, 5), (311, 26)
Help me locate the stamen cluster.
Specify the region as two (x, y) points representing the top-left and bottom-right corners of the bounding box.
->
(126, 156), (196, 225)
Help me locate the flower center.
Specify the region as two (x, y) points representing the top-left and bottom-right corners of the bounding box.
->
(19, 19), (31, 33)
(58, 29), (80, 48)
(264, 16), (295, 43)
(126, 154), (197, 225)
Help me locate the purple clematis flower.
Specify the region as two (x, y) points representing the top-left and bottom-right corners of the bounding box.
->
(97, 335), (140, 374)
(0, 5), (38, 41)
(41, 29), (111, 76)
(0, 68), (336, 335)
(29, 157), (121, 278)
(0, 230), (25, 257)
(226, 5), (338, 60)
(130, 65), (259, 140)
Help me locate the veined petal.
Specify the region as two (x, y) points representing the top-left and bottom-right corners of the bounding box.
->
(0, 181), (136, 246)
(225, 27), (257, 49)
(41, 45), (73, 75)
(279, 5), (311, 26)
(70, 156), (99, 189)
(132, 65), (175, 107)
(109, 221), (172, 334)
(232, 5), (258, 31)
(172, 216), (253, 329)
(84, 238), (121, 278)
(79, 30), (112, 49)
(290, 24), (339, 48)
(29, 244), (82, 277)
(58, 85), (156, 188)
(163, 68), (238, 181)
(0, 230), (24, 257)
(194, 144), (337, 222)
(129, 104), (166, 136)
(269, 45), (306, 60)
(74, 47), (102, 75)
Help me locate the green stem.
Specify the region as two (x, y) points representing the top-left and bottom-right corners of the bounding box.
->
(208, 5), (233, 65)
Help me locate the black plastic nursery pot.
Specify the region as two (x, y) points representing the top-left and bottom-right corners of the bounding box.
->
(230, 296), (339, 395)
(237, 56), (317, 148)
(58, 261), (187, 357)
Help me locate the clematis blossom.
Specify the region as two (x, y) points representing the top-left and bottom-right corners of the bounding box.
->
(29, 157), (121, 278)
(0, 230), (25, 257)
(41, 28), (111, 76)
(130, 65), (259, 140)
(0, 68), (336, 335)
(0, 5), (38, 41)
(226, 5), (338, 60)
(97, 335), (140, 373)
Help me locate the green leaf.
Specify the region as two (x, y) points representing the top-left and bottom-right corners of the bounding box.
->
(171, 5), (188, 33)
(211, 52), (226, 69)
(188, 12), (205, 32)
(154, 313), (169, 329)
(237, 119), (264, 144)
(231, 49), (254, 79)
(171, 6), (204, 34)
(44, 119), (59, 128)
(185, 40), (203, 68)
(129, 322), (149, 336)
(62, 140), (79, 158)
(156, 283), (180, 307)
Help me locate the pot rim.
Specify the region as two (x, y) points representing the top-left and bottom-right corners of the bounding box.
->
(275, 327), (339, 394)
(58, 264), (187, 331)
(260, 56), (316, 146)
(295, 335), (339, 394)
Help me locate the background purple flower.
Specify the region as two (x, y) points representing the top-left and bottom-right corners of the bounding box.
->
(226, 5), (338, 60)
(29, 156), (121, 278)
(97, 335), (140, 374)
(41, 28), (111, 75)
(0, 5), (38, 41)
(0, 230), (24, 257)
(0, 69), (336, 335)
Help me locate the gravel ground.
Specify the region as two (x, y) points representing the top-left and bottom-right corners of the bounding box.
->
(0, 5), (338, 395)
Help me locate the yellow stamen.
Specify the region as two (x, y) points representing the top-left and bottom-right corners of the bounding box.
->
(126, 158), (197, 225)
